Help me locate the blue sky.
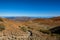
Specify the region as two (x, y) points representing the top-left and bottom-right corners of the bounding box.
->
(0, 0), (60, 17)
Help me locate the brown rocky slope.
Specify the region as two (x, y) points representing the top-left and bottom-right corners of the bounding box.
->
(0, 17), (60, 40)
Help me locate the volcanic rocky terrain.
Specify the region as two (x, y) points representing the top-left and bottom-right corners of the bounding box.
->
(0, 17), (60, 40)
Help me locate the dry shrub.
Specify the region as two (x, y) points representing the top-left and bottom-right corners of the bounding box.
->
(0, 24), (5, 31)
(19, 26), (27, 32)
(0, 18), (3, 22)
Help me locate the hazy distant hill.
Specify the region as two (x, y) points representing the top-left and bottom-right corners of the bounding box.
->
(32, 16), (60, 25)
(6, 17), (37, 22)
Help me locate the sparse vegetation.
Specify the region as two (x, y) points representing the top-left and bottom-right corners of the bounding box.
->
(0, 24), (5, 31)
(0, 18), (3, 22)
(19, 26), (27, 32)
(27, 27), (33, 30)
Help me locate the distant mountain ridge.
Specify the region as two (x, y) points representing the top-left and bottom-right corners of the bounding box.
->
(5, 17), (37, 22)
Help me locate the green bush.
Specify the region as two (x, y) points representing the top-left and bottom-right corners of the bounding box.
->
(27, 27), (33, 30)
(19, 26), (27, 32)
(0, 24), (5, 31)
